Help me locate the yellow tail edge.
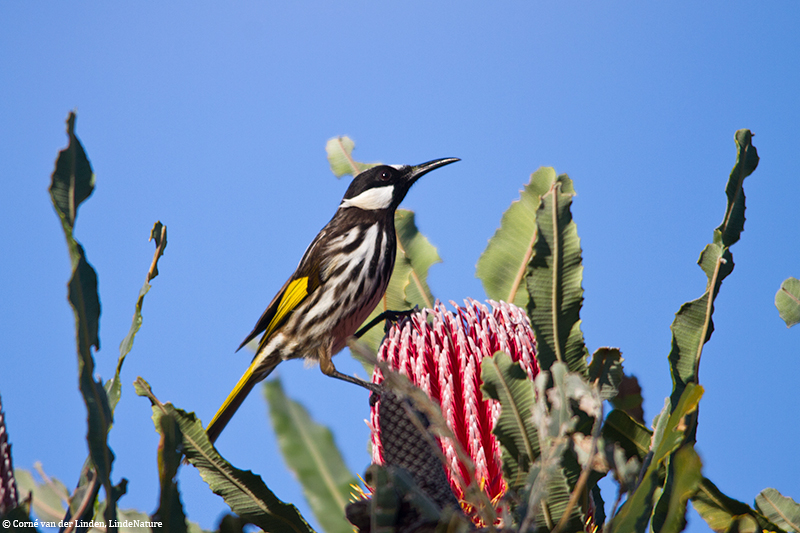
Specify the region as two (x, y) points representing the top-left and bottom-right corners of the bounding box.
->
(206, 356), (267, 444)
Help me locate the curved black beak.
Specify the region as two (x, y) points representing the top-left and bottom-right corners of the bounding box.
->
(407, 157), (460, 183)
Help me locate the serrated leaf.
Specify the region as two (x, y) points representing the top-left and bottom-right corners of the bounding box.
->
(264, 379), (357, 533)
(356, 209), (440, 357)
(714, 129), (759, 247)
(134, 378), (315, 533)
(480, 351), (538, 492)
(670, 131), (759, 415)
(588, 347), (624, 401)
(520, 364), (585, 533)
(325, 136), (378, 178)
(692, 477), (781, 533)
(152, 412), (188, 533)
(49, 112), (120, 527)
(756, 488), (800, 533)
(525, 172), (589, 376)
(608, 384), (703, 533)
(477, 168), (554, 308)
(535, 466), (584, 533)
(668, 243), (734, 413)
(776, 277), (800, 328)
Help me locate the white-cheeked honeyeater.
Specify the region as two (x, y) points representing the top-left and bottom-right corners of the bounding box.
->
(206, 158), (459, 443)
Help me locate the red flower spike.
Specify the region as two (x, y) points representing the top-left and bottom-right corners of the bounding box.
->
(370, 299), (539, 513)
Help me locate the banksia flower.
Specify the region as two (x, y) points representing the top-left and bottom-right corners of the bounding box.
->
(0, 393), (18, 515)
(370, 299), (538, 514)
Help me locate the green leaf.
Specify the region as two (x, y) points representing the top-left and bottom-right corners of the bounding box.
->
(264, 379), (357, 533)
(1, 506), (42, 532)
(520, 364), (585, 533)
(476, 168), (554, 308)
(608, 384), (703, 533)
(134, 378), (315, 533)
(756, 488), (800, 533)
(668, 244), (734, 412)
(152, 412), (188, 533)
(776, 277), (800, 328)
(49, 111), (120, 526)
(394, 209), (440, 309)
(480, 351), (538, 491)
(48, 112), (95, 233)
(669, 131), (759, 414)
(609, 374), (645, 424)
(692, 477), (780, 533)
(107, 221), (168, 411)
(325, 136), (378, 178)
(356, 209), (440, 357)
(714, 129), (760, 247)
(601, 410), (652, 463)
(658, 445), (703, 533)
(13, 467), (69, 522)
(588, 347), (624, 401)
(525, 172), (588, 376)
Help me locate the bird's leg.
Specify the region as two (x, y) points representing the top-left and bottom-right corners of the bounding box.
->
(354, 307), (419, 338)
(318, 345), (382, 393)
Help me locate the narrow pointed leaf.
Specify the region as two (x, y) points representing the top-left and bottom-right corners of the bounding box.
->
(525, 172), (589, 376)
(756, 488), (800, 533)
(608, 384), (703, 533)
(658, 445), (703, 533)
(107, 221), (168, 411)
(264, 379), (357, 533)
(325, 136), (378, 178)
(477, 168), (554, 308)
(714, 129), (759, 247)
(668, 130), (759, 418)
(49, 112), (120, 527)
(480, 351), (538, 491)
(692, 477), (781, 533)
(776, 277), (800, 328)
(134, 378), (315, 533)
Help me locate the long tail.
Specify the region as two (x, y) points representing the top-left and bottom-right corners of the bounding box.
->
(206, 358), (277, 444)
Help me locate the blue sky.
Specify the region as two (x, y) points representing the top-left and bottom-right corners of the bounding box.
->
(2, 3), (799, 532)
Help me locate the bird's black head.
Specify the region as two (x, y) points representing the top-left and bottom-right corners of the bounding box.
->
(340, 158), (460, 212)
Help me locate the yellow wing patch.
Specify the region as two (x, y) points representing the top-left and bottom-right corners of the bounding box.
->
(262, 276), (309, 341)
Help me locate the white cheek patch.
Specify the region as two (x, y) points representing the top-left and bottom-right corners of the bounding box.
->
(340, 185), (394, 210)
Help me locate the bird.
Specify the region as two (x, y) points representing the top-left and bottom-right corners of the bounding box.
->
(206, 157), (460, 443)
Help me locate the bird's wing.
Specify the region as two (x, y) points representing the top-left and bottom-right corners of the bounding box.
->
(237, 236), (325, 352)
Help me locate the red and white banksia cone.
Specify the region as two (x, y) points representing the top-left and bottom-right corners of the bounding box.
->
(370, 299), (538, 510)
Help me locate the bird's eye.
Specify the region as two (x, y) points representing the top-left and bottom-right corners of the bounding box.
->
(380, 170), (391, 181)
